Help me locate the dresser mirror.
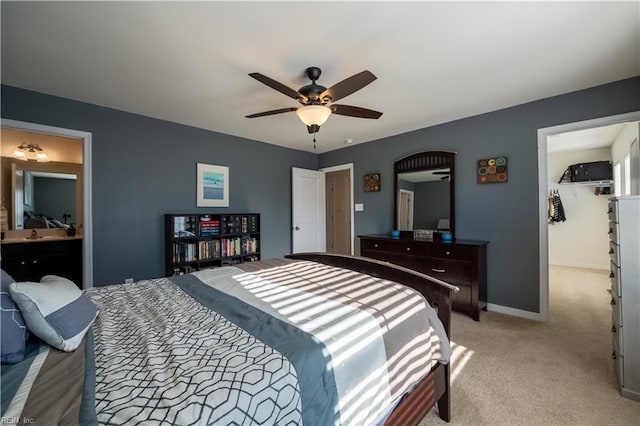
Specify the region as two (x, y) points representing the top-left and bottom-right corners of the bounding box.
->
(393, 151), (455, 238)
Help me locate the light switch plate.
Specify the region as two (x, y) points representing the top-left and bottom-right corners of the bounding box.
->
(355, 203), (364, 211)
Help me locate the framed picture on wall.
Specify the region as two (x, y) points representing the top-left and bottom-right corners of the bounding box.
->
(364, 173), (381, 192)
(196, 163), (229, 207)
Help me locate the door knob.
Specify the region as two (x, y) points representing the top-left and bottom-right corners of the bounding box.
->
(295, 226), (300, 231)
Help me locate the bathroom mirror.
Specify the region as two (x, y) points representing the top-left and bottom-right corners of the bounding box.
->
(393, 151), (455, 238)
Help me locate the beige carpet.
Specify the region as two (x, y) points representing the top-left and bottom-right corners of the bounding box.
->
(420, 265), (640, 425)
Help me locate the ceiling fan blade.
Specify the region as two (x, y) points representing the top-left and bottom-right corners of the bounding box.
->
(307, 124), (320, 134)
(245, 107), (297, 118)
(331, 104), (383, 119)
(320, 70), (377, 102)
(249, 72), (306, 102)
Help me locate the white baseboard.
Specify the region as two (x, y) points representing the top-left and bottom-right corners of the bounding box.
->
(549, 261), (609, 271)
(486, 303), (544, 321)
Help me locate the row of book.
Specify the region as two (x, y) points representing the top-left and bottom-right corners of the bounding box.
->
(172, 242), (198, 263)
(173, 238), (258, 263)
(199, 215), (221, 237)
(172, 214), (259, 238)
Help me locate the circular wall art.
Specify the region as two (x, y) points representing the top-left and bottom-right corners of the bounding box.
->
(477, 156), (508, 184)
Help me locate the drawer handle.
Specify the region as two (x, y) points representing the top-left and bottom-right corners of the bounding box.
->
(33, 260), (38, 264)
(431, 268), (446, 273)
(608, 228), (613, 235)
(607, 208), (612, 214)
(406, 247), (411, 251)
(20, 261), (26, 265)
(610, 272), (615, 279)
(609, 248), (614, 255)
(611, 298), (616, 306)
(446, 251), (451, 255)
(611, 325), (617, 333)
(374, 244), (378, 248)
(612, 351), (617, 360)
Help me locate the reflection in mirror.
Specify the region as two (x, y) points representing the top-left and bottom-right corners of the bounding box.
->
(394, 151), (455, 238)
(15, 170), (77, 230)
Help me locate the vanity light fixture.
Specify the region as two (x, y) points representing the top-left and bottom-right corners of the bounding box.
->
(13, 143), (49, 162)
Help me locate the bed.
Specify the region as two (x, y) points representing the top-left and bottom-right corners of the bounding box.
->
(1, 253), (457, 425)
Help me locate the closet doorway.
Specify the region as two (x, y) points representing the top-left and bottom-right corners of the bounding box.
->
(537, 112), (640, 321)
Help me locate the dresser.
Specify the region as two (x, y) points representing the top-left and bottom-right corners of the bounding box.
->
(0, 237), (83, 288)
(360, 235), (488, 321)
(608, 196), (640, 401)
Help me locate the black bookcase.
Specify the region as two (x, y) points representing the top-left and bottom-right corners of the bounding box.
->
(164, 213), (260, 276)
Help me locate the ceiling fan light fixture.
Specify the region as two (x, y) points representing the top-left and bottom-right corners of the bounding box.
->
(296, 105), (332, 127)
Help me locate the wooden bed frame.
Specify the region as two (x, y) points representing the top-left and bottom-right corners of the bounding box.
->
(285, 253), (459, 424)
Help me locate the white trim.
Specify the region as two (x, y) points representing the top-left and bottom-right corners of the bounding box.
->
(486, 303), (543, 321)
(1, 118), (93, 289)
(549, 261), (609, 271)
(320, 163), (354, 255)
(537, 111), (640, 323)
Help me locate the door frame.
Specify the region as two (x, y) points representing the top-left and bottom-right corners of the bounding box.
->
(320, 163), (354, 255)
(537, 111), (640, 322)
(398, 188), (414, 231)
(1, 118), (93, 288)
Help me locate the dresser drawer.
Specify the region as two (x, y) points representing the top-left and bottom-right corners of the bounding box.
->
(611, 311), (624, 356)
(609, 241), (620, 266)
(608, 222), (619, 244)
(389, 241), (428, 256)
(610, 261), (621, 296)
(611, 286), (622, 328)
(426, 259), (472, 285)
(429, 244), (472, 261)
(452, 285), (471, 308)
(608, 200), (618, 223)
(612, 340), (624, 388)
(361, 239), (394, 252)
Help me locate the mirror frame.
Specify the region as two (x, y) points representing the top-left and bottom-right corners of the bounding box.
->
(393, 150), (456, 239)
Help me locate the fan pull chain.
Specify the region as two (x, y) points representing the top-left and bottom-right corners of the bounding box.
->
(313, 133), (316, 149)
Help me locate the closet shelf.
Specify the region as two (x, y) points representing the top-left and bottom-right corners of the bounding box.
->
(549, 180), (613, 188)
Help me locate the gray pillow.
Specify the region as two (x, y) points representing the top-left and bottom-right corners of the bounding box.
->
(9, 276), (98, 352)
(1, 269), (29, 363)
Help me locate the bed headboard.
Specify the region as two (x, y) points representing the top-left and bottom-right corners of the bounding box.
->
(284, 252), (458, 338)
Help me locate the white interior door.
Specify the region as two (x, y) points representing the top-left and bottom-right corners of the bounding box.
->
(292, 167), (326, 253)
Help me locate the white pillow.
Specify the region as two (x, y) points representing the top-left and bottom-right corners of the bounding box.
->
(8, 275), (98, 352)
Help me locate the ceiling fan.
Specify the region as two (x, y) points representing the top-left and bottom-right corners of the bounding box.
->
(246, 66), (383, 147)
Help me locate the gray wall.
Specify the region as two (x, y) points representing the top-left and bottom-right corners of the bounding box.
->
(1, 85), (317, 285)
(319, 77), (640, 313)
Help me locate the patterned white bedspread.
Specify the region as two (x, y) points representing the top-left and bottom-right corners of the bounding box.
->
(86, 259), (450, 425)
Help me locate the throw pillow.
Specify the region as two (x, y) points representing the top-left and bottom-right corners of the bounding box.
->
(1, 269), (29, 363)
(9, 275), (98, 352)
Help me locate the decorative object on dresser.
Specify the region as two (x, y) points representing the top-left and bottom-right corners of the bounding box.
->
(608, 196), (640, 401)
(165, 213), (260, 276)
(360, 235), (487, 321)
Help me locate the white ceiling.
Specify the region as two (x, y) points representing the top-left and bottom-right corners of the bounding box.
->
(1, 1), (638, 154)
